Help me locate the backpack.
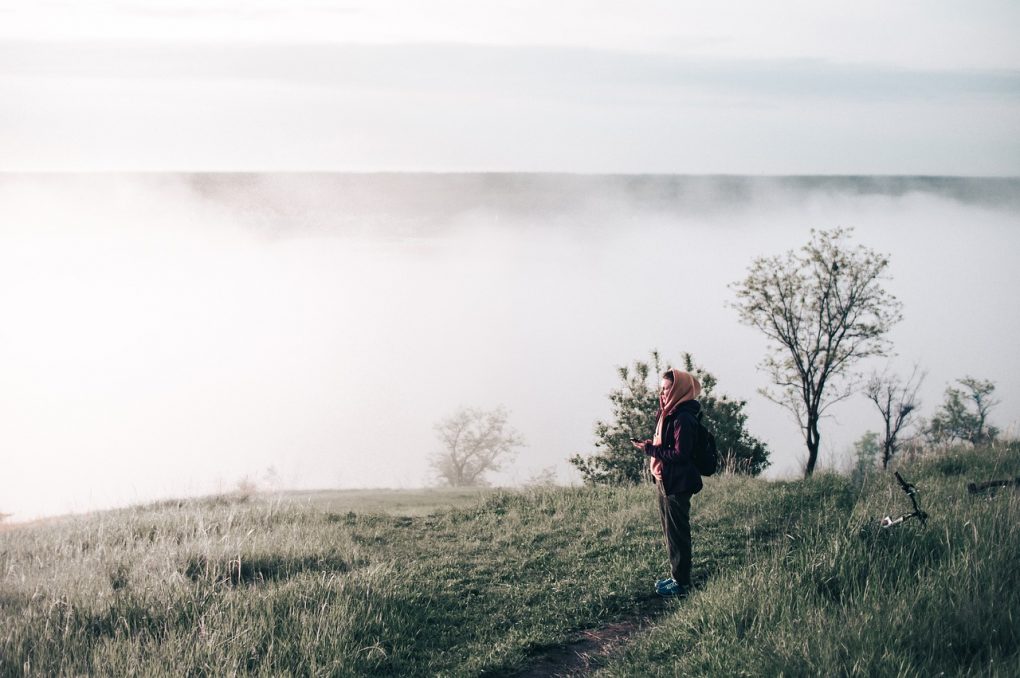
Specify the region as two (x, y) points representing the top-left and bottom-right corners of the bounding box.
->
(691, 412), (719, 476)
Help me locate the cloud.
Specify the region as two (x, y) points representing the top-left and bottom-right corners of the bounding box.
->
(2, 40), (1019, 105)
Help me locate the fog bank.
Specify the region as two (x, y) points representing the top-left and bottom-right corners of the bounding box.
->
(1, 173), (1018, 521)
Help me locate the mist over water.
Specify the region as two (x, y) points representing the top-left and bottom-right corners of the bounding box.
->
(1, 173), (1018, 521)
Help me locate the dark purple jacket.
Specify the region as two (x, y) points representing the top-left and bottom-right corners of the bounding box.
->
(644, 400), (704, 496)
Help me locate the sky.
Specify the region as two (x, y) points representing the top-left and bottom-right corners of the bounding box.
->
(1, 2), (1019, 520)
(1, 0), (1019, 173)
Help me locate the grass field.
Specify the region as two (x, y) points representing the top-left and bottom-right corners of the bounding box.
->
(268, 487), (498, 517)
(2, 443), (1018, 676)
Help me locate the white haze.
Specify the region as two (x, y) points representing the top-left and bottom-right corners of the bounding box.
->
(1, 174), (1018, 521)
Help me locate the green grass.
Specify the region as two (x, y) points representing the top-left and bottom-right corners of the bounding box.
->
(602, 442), (1020, 677)
(2, 444), (1018, 676)
(269, 487), (497, 517)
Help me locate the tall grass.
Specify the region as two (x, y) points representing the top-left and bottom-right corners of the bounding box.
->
(1, 487), (669, 675)
(2, 444), (1017, 676)
(603, 442), (1020, 676)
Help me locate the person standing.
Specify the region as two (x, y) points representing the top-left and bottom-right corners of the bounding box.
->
(632, 368), (703, 597)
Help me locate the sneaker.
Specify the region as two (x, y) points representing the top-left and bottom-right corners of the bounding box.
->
(657, 579), (690, 598)
(655, 577), (674, 590)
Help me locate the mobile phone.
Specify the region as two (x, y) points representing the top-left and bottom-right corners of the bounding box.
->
(630, 437), (641, 443)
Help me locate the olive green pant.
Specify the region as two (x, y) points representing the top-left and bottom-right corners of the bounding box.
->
(656, 485), (692, 587)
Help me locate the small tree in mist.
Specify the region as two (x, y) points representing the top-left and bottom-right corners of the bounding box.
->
(865, 364), (926, 468)
(731, 227), (903, 477)
(524, 466), (558, 488)
(235, 476), (259, 502)
(849, 431), (880, 489)
(431, 406), (524, 487)
(261, 465), (283, 492)
(925, 377), (1000, 445)
(569, 351), (770, 484)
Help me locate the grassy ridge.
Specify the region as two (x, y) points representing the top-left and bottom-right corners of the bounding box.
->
(0, 487), (662, 675)
(604, 443), (1020, 676)
(2, 444), (1018, 676)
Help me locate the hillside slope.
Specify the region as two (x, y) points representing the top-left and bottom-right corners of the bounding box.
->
(604, 443), (1020, 676)
(1, 443), (1017, 676)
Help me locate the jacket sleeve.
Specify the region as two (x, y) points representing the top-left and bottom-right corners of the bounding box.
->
(644, 414), (696, 462)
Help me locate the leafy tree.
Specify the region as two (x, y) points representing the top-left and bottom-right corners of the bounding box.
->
(864, 365), (925, 468)
(681, 354), (771, 476)
(569, 352), (665, 485)
(731, 227), (903, 477)
(925, 377), (1000, 445)
(431, 406), (524, 487)
(569, 351), (771, 484)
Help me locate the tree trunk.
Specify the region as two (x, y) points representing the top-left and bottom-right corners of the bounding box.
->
(882, 417), (893, 469)
(804, 416), (820, 477)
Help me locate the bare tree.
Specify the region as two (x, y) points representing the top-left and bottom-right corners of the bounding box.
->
(865, 364), (926, 468)
(431, 406), (524, 487)
(731, 227), (903, 477)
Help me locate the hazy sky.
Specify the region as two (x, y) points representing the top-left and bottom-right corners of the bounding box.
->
(1, 174), (1018, 521)
(1, 0), (1019, 172)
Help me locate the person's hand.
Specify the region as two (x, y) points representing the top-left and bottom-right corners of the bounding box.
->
(631, 439), (645, 451)
(650, 457), (663, 480)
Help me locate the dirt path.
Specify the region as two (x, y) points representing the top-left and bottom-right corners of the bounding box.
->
(514, 615), (658, 677)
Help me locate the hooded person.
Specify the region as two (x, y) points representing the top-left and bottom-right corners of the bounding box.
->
(632, 368), (704, 597)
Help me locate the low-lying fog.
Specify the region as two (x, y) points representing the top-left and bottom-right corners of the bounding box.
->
(2, 174), (1018, 521)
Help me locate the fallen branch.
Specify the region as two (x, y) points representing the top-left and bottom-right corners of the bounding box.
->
(967, 477), (1020, 495)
